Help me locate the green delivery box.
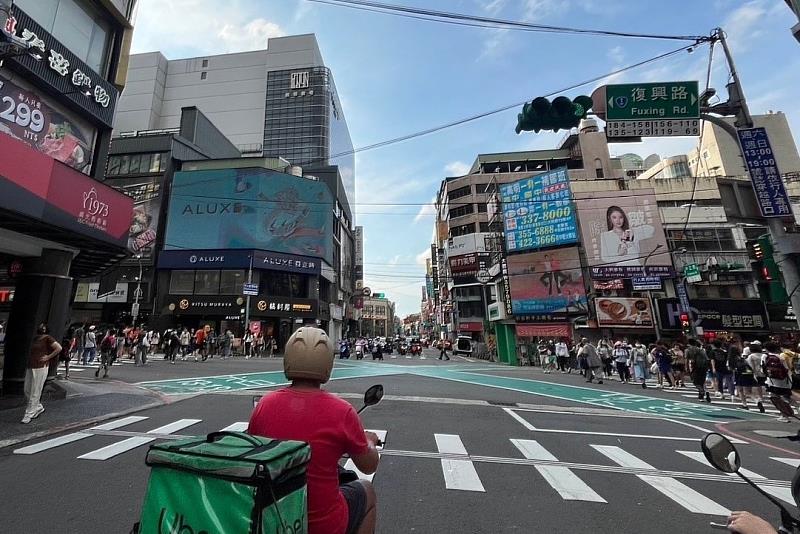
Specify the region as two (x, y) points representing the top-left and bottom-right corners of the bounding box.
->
(136, 431), (311, 534)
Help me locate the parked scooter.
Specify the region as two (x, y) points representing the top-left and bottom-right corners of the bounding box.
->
(702, 432), (800, 532)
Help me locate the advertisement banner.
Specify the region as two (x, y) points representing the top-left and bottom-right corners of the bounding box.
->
(448, 233), (489, 256)
(108, 180), (162, 258)
(737, 127), (792, 218)
(657, 298), (769, 332)
(354, 226), (364, 265)
(0, 75), (96, 173)
(595, 297), (654, 328)
(593, 279), (624, 290)
(575, 189), (671, 279)
(74, 282), (128, 303)
(500, 167), (578, 252)
(165, 168), (333, 264)
(507, 247), (588, 315)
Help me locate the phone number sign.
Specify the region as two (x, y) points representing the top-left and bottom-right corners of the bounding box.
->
(737, 127), (793, 218)
(500, 167), (578, 252)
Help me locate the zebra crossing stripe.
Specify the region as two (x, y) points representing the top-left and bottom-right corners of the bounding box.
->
(343, 430), (387, 483)
(434, 434), (485, 492)
(772, 457), (800, 467)
(510, 439), (605, 502)
(220, 422), (249, 432)
(591, 445), (730, 516)
(676, 450), (794, 505)
(13, 416), (149, 455)
(77, 419), (201, 461)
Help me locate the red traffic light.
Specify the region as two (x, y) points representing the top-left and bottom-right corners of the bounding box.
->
(679, 313), (690, 327)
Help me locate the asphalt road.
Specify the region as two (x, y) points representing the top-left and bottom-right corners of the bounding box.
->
(3, 348), (800, 533)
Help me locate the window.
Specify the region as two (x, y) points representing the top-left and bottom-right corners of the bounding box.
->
(595, 158), (604, 179)
(479, 222), (492, 233)
(219, 270), (246, 295)
(128, 154), (141, 174)
(451, 223), (475, 237)
(477, 203), (487, 213)
(201, 72), (208, 80)
(149, 153), (162, 173)
(448, 186), (471, 200)
(449, 204), (474, 219)
(169, 271), (195, 294)
(194, 271), (220, 295)
(202, 59), (209, 67)
(474, 183), (490, 194)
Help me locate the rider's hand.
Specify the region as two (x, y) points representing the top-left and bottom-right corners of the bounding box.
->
(727, 511), (777, 534)
(365, 431), (380, 446)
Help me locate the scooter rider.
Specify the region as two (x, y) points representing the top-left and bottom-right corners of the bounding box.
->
(249, 327), (380, 534)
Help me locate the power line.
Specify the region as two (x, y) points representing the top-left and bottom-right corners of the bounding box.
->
(307, 0), (710, 42)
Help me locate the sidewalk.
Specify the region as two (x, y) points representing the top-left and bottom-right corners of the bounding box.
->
(0, 375), (169, 449)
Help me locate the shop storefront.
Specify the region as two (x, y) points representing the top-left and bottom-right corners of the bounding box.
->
(656, 298), (770, 340)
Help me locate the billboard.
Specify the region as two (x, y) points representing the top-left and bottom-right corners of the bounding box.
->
(165, 168), (333, 264)
(575, 189), (671, 279)
(448, 233), (489, 256)
(595, 297), (654, 328)
(500, 167), (578, 253)
(657, 298), (769, 332)
(506, 247), (587, 315)
(109, 180), (162, 258)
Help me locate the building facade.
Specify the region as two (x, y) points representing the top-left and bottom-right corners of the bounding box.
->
(359, 296), (395, 339)
(0, 0), (137, 393)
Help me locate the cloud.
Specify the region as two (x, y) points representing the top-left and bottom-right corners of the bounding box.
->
(413, 196), (437, 224)
(444, 160), (471, 176)
(477, 0), (507, 15)
(607, 46), (624, 65)
(415, 246), (432, 266)
(721, 0), (772, 54)
(131, 0), (284, 56)
(522, 0), (569, 22)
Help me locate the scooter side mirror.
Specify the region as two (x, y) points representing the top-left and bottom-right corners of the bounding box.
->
(701, 433), (741, 474)
(364, 384), (384, 407)
(771, 395), (797, 419)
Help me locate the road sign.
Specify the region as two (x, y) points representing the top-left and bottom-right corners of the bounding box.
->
(476, 269), (491, 284)
(131, 302), (140, 319)
(373, 292), (385, 299)
(683, 264), (702, 284)
(631, 276), (662, 291)
(605, 119), (700, 138)
(606, 81), (699, 121)
(363, 287), (372, 297)
(737, 127), (793, 218)
(242, 283), (259, 296)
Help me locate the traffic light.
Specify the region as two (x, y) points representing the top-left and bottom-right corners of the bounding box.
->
(679, 313), (691, 337)
(515, 95), (594, 134)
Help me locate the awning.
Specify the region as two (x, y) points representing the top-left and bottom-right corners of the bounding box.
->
(516, 323), (571, 338)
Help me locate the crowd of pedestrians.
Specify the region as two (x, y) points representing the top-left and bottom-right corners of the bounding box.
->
(534, 336), (800, 422)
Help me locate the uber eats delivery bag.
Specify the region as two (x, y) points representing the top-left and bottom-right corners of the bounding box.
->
(136, 431), (311, 534)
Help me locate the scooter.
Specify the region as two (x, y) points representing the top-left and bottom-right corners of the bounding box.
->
(702, 432), (800, 532)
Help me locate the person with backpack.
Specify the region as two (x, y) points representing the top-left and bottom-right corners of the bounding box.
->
(744, 341), (766, 413)
(710, 340), (733, 399)
(97, 328), (116, 378)
(762, 341), (794, 422)
(652, 340), (675, 389)
(579, 338), (603, 384)
(612, 341), (631, 383)
(686, 339), (711, 402)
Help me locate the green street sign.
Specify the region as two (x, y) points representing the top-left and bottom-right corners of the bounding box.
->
(684, 263), (702, 283)
(606, 81), (699, 121)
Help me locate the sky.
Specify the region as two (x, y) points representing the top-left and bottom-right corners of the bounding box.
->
(129, 0), (800, 317)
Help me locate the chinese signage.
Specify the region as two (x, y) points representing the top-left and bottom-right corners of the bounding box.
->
(656, 298), (769, 332)
(737, 127), (793, 218)
(253, 297), (317, 318)
(595, 297), (654, 328)
(684, 263), (702, 283)
(605, 82), (699, 121)
(500, 167), (578, 252)
(631, 276), (663, 291)
(500, 257), (513, 316)
(290, 71), (309, 89)
(449, 253), (479, 273)
(506, 247), (587, 315)
(242, 283), (259, 296)
(575, 189), (671, 279)
(0, 75), (96, 173)
(354, 225), (364, 266)
(6, 7), (119, 127)
(256, 250), (320, 275)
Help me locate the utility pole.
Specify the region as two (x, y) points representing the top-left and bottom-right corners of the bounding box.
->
(244, 254), (253, 336)
(131, 254), (143, 327)
(715, 28), (800, 330)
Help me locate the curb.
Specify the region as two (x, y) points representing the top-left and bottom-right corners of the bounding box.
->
(0, 396), (172, 450)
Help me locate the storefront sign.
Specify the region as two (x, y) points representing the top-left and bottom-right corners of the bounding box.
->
(253, 297), (318, 318)
(459, 322), (483, 332)
(6, 7), (119, 127)
(589, 265), (673, 281)
(157, 249), (252, 269)
(500, 257), (513, 316)
(656, 298), (769, 332)
(167, 295), (245, 315)
(449, 253), (487, 274)
(500, 167), (578, 252)
(514, 313), (569, 323)
(255, 250), (321, 275)
(631, 276), (662, 291)
(354, 226), (364, 265)
(330, 303), (343, 321)
(515, 323), (571, 338)
(595, 297), (654, 328)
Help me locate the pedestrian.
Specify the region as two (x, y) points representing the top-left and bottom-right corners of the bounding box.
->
(670, 342), (686, 387)
(179, 328), (190, 360)
(710, 340), (733, 399)
(268, 335), (276, 357)
(555, 338), (569, 373)
(439, 339), (450, 361)
(82, 325), (97, 365)
(630, 341), (649, 387)
(97, 328), (116, 378)
(597, 339), (613, 379)
(612, 341), (631, 383)
(763, 341), (794, 422)
(579, 338), (603, 384)
(745, 341), (766, 413)
(787, 344), (800, 404)
(221, 329), (234, 359)
(132, 330), (144, 366)
(653, 341), (675, 388)
(538, 340), (551, 369)
(115, 328), (125, 362)
(686, 339), (711, 402)
(72, 323), (85, 361)
(140, 327), (150, 365)
(194, 326), (208, 361)
(22, 324), (62, 424)
(58, 327), (74, 380)
(163, 329), (177, 364)
(243, 330), (254, 359)
(255, 332), (265, 357)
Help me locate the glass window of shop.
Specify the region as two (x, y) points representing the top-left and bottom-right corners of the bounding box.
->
(264, 272), (309, 298)
(169, 270), (251, 295)
(667, 228), (738, 252)
(15, 0), (112, 74)
(169, 270), (195, 294)
(107, 153), (169, 177)
(219, 270), (247, 295)
(194, 271), (220, 295)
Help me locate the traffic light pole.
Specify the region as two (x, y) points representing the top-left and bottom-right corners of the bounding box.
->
(715, 28), (800, 330)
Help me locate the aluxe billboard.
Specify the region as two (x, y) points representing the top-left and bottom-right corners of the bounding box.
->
(156, 249), (322, 275)
(165, 168), (333, 264)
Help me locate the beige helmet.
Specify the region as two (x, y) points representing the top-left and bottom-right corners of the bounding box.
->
(284, 327), (335, 383)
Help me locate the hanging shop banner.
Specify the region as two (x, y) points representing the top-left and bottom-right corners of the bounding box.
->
(499, 167), (578, 252)
(595, 297), (654, 328)
(656, 298), (769, 332)
(506, 247), (588, 315)
(575, 189), (672, 279)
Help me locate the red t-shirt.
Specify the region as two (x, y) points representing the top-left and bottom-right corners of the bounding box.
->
(248, 388), (369, 534)
(194, 329), (206, 344)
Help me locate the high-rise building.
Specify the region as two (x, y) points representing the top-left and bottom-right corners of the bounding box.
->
(114, 34), (355, 205)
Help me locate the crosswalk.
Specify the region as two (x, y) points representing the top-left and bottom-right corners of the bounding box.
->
(10, 415), (797, 517)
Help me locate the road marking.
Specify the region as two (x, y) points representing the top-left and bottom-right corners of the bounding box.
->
(510, 439), (605, 502)
(420, 356), (427, 360)
(343, 429), (387, 483)
(77, 419), (201, 461)
(591, 445), (730, 516)
(772, 457), (800, 468)
(503, 408), (721, 442)
(664, 418), (747, 444)
(220, 422), (249, 432)
(434, 434), (485, 492)
(13, 416), (149, 455)
(405, 356), (411, 359)
(676, 450), (794, 505)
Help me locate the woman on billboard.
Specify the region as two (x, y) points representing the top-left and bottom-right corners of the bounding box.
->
(600, 206), (655, 266)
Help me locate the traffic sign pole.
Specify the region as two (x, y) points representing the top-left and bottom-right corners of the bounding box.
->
(244, 254), (253, 335)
